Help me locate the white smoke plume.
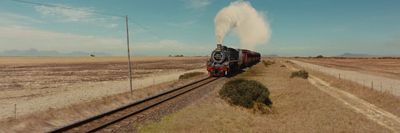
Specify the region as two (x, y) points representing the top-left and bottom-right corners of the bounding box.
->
(214, 1), (271, 50)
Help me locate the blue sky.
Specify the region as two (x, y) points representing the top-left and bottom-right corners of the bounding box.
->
(0, 0), (399, 56)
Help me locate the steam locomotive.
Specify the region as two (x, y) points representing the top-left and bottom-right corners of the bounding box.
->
(207, 44), (261, 76)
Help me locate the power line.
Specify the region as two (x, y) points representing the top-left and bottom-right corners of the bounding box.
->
(128, 20), (162, 40)
(11, 0), (124, 17)
(10, 0), (162, 39)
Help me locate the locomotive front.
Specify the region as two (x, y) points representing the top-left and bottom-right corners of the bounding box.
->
(207, 44), (227, 76)
(207, 44), (239, 76)
(207, 44), (261, 77)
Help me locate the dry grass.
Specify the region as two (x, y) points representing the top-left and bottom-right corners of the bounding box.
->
(178, 72), (206, 80)
(0, 56), (207, 65)
(300, 65), (400, 117)
(0, 56), (207, 91)
(138, 60), (389, 132)
(290, 70), (309, 79)
(262, 60), (275, 67)
(299, 58), (400, 80)
(0, 59), (207, 124)
(0, 56), (208, 132)
(0, 75), (207, 132)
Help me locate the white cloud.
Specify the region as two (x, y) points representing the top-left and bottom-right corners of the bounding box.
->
(0, 12), (44, 26)
(33, 4), (121, 29)
(184, 0), (211, 10)
(0, 26), (211, 56)
(0, 26), (124, 54)
(35, 5), (93, 22)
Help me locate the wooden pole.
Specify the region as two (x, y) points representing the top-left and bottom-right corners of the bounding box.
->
(125, 15), (133, 94)
(371, 81), (374, 89)
(14, 104), (17, 120)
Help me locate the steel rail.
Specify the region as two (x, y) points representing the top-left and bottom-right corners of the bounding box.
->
(49, 76), (218, 133)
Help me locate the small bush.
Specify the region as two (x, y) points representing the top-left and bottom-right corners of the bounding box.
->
(219, 79), (272, 110)
(179, 72), (204, 80)
(280, 65), (286, 67)
(262, 60), (275, 67)
(316, 55), (324, 58)
(291, 70), (309, 79)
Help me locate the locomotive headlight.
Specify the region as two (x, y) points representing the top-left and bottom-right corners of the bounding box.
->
(214, 52), (223, 60)
(211, 51), (225, 64)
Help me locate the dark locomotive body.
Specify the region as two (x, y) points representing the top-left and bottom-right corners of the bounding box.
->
(207, 44), (260, 76)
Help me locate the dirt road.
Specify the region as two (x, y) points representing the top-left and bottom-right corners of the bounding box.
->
(287, 61), (400, 132)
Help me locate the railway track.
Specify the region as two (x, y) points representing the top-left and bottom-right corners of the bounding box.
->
(49, 76), (219, 133)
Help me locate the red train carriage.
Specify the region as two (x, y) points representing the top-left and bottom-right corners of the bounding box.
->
(239, 49), (261, 68)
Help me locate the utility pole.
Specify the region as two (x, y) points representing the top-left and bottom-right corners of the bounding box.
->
(126, 15), (133, 94)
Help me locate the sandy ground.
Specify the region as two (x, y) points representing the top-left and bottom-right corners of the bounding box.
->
(286, 62), (400, 132)
(138, 60), (392, 132)
(291, 60), (400, 96)
(0, 56), (207, 120)
(299, 58), (400, 80)
(0, 56), (206, 91)
(0, 69), (206, 120)
(0, 56), (206, 65)
(0, 74), (209, 133)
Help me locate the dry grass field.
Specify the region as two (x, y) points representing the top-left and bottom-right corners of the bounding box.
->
(0, 56), (206, 91)
(0, 56), (207, 132)
(0, 74), (208, 133)
(138, 60), (395, 132)
(303, 65), (400, 118)
(298, 58), (400, 80)
(290, 59), (400, 119)
(3, 57), (400, 132)
(291, 59), (400, 96)
(0, 56), (206, 65)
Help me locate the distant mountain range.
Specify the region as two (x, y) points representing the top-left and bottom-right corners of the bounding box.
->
(338, 53), (374, 57)
(338, 53), (400, 57)
(0, 48), (110, 56)
(263, 54), (279, 57)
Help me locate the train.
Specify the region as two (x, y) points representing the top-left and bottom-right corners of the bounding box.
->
(207, 44), (261, 77)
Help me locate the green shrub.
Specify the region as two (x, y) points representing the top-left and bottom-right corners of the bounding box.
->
(262, 60), (275, 67)
(175, 54), (184, 57)
(179, 72), (204, 80)
(291, 70), (309, 79)
(219, 79), (272, 110)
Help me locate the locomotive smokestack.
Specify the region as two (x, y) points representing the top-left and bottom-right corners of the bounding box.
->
(217, 44), (222, 50)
